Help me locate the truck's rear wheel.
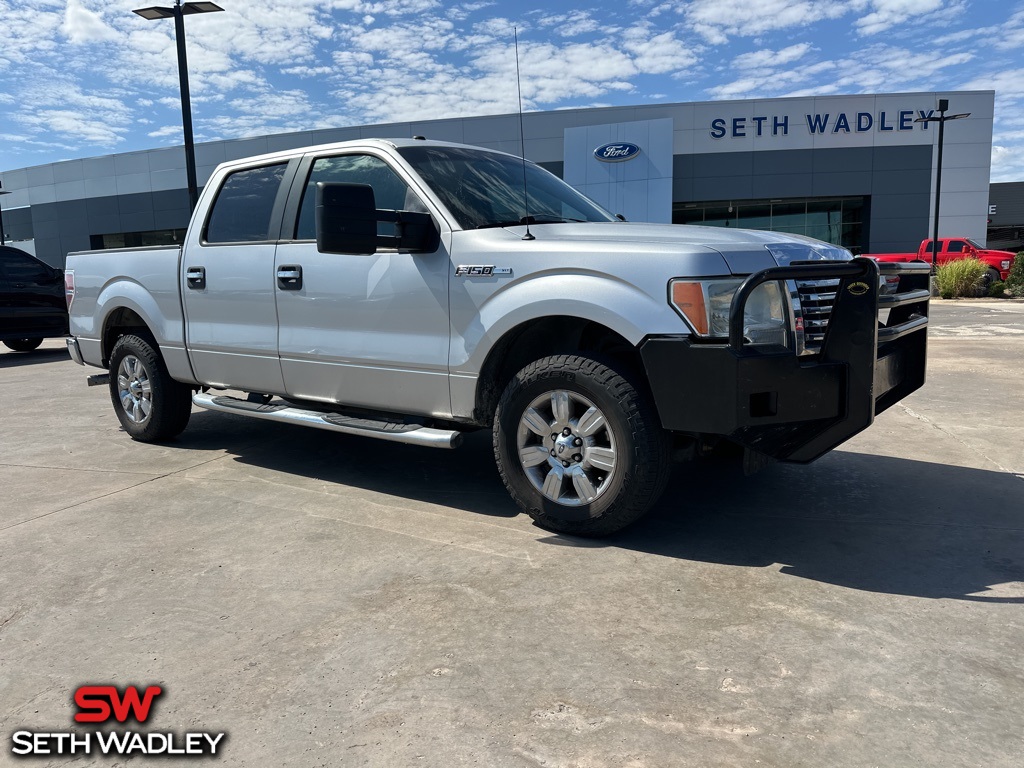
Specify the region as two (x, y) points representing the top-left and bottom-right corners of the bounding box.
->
(108, 334), (192, 441)
(493, 355), (670, 537)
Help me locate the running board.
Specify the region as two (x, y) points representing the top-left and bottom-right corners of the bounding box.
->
(192, 393), (464, 449)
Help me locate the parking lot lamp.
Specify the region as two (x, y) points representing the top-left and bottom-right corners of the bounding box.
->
(133, 1), (224, 212)
(0, 183), (9, 245)
(915, 98), (971, 267)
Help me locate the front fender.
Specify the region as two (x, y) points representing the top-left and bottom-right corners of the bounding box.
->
(450, 270), (684, 374)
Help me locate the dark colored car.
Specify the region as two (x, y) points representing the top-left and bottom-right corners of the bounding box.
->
(0, 246), (69, 352)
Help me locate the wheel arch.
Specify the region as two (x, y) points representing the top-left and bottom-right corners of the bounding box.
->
(101, 306), (156, 366)
(472, 316), (646, 426)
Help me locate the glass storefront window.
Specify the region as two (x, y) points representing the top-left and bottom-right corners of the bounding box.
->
(89, 229), (188, 250)
(702, 206), (736, 227)
(673, 196), (867, 251)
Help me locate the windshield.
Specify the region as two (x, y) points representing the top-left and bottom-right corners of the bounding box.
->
(397, 145), (616, 230)
(966, 238), (984, 248)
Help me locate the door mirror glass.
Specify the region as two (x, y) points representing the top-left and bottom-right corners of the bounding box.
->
(316, 182), (439, 255)
(316, 182), (378, 255)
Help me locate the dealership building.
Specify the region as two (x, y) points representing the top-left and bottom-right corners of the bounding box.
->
(0, 90), (999, 267)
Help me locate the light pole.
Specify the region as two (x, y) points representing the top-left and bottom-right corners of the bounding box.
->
(133, 1), (224, 213)
(915, 98), (971, 267)
(0, 183), (9, 246)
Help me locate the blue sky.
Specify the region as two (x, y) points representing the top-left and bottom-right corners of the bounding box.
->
(2, 0), (1023, 180)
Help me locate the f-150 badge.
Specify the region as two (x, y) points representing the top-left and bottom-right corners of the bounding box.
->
(455, 265), (512, 276)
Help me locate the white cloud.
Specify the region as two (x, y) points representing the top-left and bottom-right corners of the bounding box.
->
(62, 0), (119, 44)
(958, 69), (1024, 99)
(679, 0), (847, 43)
(991, 145), (1024, 184)
(854, 0), (963, 36)
(623, 25), (699, 75)
(734, 43), (813, 70)
(537, 10), (600, 37)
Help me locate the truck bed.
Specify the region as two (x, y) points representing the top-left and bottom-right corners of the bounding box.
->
(66, 244), (193, 380)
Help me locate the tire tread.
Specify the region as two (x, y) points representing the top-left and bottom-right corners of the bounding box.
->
(108, 334), (192, 441)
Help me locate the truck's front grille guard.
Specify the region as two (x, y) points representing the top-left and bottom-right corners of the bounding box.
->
(728, 259), (931, 355)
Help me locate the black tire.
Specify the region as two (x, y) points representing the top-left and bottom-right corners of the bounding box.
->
(980, 267), (1001, 296)
(3, 338), (43, 352)
(108, 334), (192, 441)
(493, 354), (670, 537)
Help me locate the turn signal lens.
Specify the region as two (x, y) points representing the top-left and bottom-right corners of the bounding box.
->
(670, 281), (708, 335)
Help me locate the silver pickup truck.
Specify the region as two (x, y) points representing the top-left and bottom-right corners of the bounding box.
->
(65, 138), (930, 536)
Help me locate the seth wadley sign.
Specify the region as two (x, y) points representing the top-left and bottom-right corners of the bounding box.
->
(710, 109), (940, 139)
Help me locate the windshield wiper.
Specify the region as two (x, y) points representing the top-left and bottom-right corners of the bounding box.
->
(476, 216), (584, 229)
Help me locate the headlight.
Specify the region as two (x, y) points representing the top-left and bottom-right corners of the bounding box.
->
(670, 278), (789, 346)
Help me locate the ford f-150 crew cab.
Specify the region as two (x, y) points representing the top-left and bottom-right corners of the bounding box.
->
(869, 237), (1017, 285)
(65, 138), (930, 536)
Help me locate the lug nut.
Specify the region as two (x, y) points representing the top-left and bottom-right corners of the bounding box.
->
(550, 449), (556, 456)
(551, 433), (558, 441)
(573, 437), (583, 446)
(561, 460), (570, 468)
(573, 453), (583, 463)
(562, 427), (572, 436)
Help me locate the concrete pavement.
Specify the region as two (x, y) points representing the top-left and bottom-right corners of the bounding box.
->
(1, 302), (1022, 767)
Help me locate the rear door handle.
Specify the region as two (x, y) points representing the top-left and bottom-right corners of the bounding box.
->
(277, 265), (302, 290)
(185, 267), (206, 289)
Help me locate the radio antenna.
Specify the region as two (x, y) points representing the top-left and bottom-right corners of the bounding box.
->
(514, 27), (534, 241)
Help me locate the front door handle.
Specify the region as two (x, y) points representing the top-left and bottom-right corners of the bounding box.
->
(185, 267), (206, 289)
(277, 265), (302, 290)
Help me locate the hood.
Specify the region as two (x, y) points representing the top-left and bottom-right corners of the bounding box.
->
(493, 221), (854, 274)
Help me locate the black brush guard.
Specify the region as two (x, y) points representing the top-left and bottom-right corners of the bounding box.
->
(640, 258), (930, 463)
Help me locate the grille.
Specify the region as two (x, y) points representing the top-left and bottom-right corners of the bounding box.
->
(795, 278), (839, 353)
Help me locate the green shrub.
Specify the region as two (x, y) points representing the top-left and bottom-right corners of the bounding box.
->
(934, 258), (988, 298)
(988, 279), (1007, 297)
(1005, 252), (1024, 296)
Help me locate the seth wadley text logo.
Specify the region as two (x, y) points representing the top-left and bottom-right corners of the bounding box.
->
(10, 685), (226, 758)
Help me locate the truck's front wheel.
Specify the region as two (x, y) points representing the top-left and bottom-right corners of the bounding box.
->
(108, 334), (192, 441)
(981, 267), (1001, 296)
(493, 355), (670, 537)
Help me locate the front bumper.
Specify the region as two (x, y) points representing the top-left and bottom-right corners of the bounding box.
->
(640, 258), (930, 463)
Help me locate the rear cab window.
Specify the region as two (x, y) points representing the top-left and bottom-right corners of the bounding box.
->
(204, 163), (289, 244)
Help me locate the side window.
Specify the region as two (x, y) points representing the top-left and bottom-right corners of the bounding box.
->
(294, 154), (423, 240)
(948, 240), (966, 253)
(3, 253), (50, 283)
(204, 163), (288, 244)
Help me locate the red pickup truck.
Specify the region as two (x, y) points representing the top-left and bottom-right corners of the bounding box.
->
(868, 238), (1017, 284)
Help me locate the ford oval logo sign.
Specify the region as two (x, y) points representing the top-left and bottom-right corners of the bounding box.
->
(594, 142), (641, 162)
